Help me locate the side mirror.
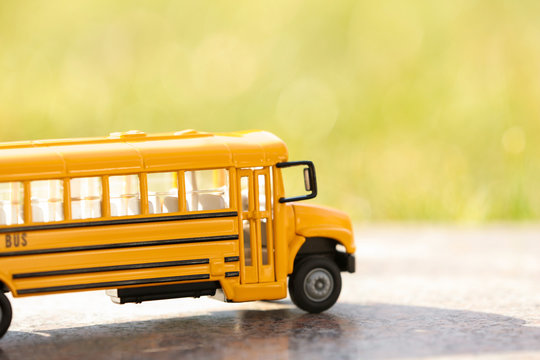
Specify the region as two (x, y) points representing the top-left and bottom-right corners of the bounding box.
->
(276, 161), (318, 203)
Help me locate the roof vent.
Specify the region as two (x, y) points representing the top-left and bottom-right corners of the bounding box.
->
(109, 130), (147, 139)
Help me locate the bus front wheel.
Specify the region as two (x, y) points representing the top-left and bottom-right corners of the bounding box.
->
(288, 256), (342, 313)
(0, 292), (12, 339)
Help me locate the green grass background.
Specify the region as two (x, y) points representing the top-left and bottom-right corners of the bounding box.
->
(1, 1), (540, 222)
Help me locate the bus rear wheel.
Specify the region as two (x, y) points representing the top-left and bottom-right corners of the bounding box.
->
(0, 292), (11, 339)
(288, 256), (341, 313)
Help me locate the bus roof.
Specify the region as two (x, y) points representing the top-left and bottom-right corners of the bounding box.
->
(0, 130), (289, 181)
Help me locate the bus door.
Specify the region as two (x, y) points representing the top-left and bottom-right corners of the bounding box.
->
(238, 168), (275, 284)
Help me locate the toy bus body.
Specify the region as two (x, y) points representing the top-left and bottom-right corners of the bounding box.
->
(0, 130), (355, 337)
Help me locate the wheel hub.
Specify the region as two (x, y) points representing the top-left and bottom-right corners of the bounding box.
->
(304, 268), (334, 302)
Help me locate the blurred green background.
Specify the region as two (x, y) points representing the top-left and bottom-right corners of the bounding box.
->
(1, 1), (539, 222)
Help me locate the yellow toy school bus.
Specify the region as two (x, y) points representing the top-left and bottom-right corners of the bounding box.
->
(0, 129), (355, 337)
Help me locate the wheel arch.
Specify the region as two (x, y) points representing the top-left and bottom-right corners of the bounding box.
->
(0, 274), (15, 294)
(288, 236), (355, 275)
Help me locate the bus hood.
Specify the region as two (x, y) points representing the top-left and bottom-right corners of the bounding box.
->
(292, 203), (355, 254)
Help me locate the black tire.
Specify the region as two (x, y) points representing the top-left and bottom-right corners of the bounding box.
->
(0, 293), (11, 339)
(288, 256), (341, 313)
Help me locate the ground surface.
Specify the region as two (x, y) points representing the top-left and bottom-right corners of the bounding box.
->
(0, 224), (539, 359)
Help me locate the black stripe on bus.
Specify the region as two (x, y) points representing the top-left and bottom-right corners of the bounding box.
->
(224, 256), (239, 262)
(0, 234), (238, 258)
(0, 211), (238, 234)
(17, 274), (211, 295)
(13, 258), (210, 280)
(225, 271), (239, 277)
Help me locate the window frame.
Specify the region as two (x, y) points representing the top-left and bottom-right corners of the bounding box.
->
(183, 168), (232, 212)
(0, 181), (26, 226)
(108, 173), (142, 218)
(29, 179), (65, 223)
(68, 176), (104, 221)
(144, 171), (181, 215)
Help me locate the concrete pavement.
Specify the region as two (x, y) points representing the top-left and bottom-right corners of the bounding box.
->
(0, 224), (539, 359)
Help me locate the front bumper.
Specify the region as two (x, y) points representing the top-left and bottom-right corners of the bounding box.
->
(336, 252), (355, 273)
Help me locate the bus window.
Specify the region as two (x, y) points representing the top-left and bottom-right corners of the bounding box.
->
(147, 172), (178, 214)
(243, 219), (252, 265)
(71, 177), (102, 220)
(240, 177), (249, 211)
(0, 182), (24, 225)
(184, 169), (229, 211)
(109, 175), (141, 216)
(30, 180), (64, 223)
(258, 174), (266, 211)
